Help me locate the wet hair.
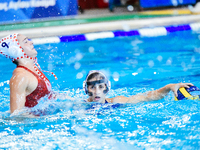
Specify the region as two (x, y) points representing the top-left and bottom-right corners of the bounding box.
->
(87, 72), (105, 82)
(86, 72), (108, 96)
(83, 71), (111, 95)
(12, 60), (19, 65)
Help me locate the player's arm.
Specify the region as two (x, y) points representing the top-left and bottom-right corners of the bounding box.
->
(108, 83), (193, 103)
(127, 83), (193, 103)
(10, 73), (29, 114)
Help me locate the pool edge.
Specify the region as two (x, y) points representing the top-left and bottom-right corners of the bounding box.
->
(0, 14), (200, 39)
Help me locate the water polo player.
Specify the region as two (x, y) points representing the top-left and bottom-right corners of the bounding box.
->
(0, 33), (58, 114)
(83, 70), (193, 103)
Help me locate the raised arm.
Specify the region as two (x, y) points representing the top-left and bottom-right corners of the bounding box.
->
(10, 73), (29, 114)
(110, 83), (193, 104)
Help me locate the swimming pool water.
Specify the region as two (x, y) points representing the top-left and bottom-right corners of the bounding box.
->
(0, 30), (200, 149)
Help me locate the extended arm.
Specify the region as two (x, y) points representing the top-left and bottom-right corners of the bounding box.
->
(110, 83), (193, 104)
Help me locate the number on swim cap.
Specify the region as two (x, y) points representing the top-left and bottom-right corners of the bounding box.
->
(1, 42), (9, 48)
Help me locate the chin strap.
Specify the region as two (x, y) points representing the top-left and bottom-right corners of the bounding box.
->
(34, 57), (58, 80)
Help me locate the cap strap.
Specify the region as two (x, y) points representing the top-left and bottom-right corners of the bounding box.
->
(86, 79), (106, 86)
(34, 57), (57, 80)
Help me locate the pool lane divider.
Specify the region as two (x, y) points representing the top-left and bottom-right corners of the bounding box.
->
(32, 22), (200, 45)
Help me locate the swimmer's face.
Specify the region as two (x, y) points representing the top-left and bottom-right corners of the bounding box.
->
(17, 34), (37, 58)
(87, 77), (107, 103)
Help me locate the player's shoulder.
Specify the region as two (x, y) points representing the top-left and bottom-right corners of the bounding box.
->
(10, 68), (30, 84)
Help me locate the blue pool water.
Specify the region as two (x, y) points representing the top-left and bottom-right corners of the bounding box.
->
(0, 30), (200, 149)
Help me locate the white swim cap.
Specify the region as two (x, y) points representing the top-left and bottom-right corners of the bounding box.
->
(83, 70), (111, 95)
(0, 33), (34, 61)
(0, 33), (58, 80)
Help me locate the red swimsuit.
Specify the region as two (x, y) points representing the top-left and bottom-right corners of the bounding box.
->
(17, 66), (52, 108)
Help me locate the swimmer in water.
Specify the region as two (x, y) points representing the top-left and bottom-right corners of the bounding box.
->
(0, 33), (59, 114)
(83, 70), (193, 103)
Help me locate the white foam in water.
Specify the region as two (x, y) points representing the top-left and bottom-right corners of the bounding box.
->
(0, 85), (200, 149)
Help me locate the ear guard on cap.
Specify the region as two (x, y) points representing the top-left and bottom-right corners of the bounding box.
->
(0, 33), (58, 80)
(83, 70), (111, 95)
(175, 86), (200, 101)
(0, 33), (29, 61)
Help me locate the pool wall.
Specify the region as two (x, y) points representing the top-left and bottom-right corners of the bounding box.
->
(32, 22), (200, 45)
